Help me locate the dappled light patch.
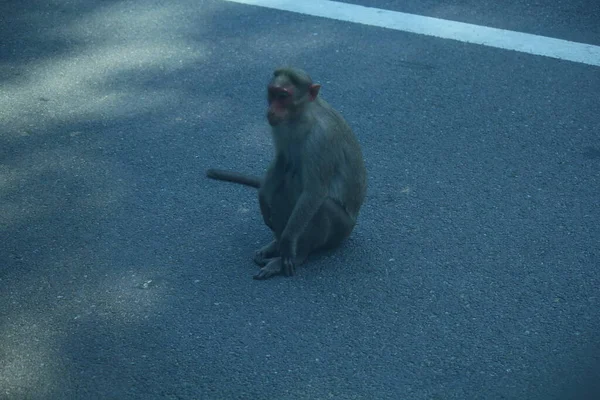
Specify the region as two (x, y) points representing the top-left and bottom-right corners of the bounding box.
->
(0, 262), (170, 398)
(83, 269), (170, 325)
(0, 2), (207, 137)
(0, 2), (221, 397)
(0, 147), (127, 231)
(0, 313), (62, 399)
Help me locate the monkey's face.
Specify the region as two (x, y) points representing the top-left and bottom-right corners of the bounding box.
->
(267, 84), (294, 126)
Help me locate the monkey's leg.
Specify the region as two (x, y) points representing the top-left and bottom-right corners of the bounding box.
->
(253, 186), (283, 266)
(253, 257), (284, 280)
(254, 182), (292, 267)
(258, 192), (273, 230)
(282, 198), (355, 276)
(313, 198), (355, 251)
(254, 191), (286, 267)
(253, 239), (279, 266)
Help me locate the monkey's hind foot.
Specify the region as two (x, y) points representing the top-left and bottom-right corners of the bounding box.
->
(253, 258), (284, 280)
(253, 239), (279, 267)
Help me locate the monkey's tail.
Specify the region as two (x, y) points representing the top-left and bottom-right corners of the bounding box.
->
(206, 168), (261, 189)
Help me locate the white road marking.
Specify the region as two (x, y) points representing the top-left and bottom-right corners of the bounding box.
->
(222, 0), (600, 67)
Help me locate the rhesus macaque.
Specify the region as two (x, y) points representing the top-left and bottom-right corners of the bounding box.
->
(206, 67), (367, 280)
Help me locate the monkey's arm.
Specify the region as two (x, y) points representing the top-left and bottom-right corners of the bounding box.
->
(281, 190), (326, 242)
(278, 189), (326, 276)
(279, 148), (334, 274)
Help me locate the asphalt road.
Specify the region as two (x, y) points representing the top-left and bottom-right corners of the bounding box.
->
(1, 0), (599, 399)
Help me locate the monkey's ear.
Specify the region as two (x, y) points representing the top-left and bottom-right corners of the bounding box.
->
(308, 84), (321, 101)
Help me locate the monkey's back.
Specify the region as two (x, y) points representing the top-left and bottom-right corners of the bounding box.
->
(314, 99), (367, 221)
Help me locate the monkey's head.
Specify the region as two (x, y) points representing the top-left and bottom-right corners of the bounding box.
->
(267, 67), (321, 127)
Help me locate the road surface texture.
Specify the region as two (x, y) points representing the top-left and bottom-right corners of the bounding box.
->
(1, 0), (599, 399)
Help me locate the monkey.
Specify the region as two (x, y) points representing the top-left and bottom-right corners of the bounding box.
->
(206, 67), (367, 280)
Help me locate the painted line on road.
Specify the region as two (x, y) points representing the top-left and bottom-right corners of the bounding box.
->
(222, 0), (600, 67)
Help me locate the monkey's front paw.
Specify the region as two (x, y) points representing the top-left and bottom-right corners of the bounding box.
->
(282, 257), (296, 276)
(278, 236), (294, 256)
(279, 236), (297, 276)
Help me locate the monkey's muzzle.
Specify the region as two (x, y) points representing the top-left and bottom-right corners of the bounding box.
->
(267, 110), (283, 126)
